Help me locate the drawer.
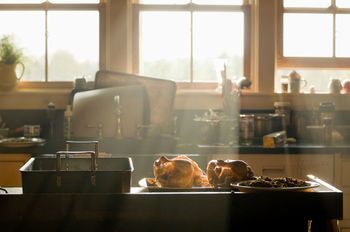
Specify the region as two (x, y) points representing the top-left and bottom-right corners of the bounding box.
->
(297, 155), (334, 184)
(344, 194), (350, 220)
(342, 160), (350, 186)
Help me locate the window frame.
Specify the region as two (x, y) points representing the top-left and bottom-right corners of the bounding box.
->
(277, 0), (350, 69)
(0, 1), (105, 88)
(132, 1), (251, 89)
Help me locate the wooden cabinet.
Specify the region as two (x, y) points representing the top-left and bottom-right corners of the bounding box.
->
(335, 154), (350, 231)
(0, 154), (31, 187)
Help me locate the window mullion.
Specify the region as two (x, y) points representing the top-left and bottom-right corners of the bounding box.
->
(45, 9), (48, 82)
(190, 10), (193, 83)
(333, 11), (336, 58)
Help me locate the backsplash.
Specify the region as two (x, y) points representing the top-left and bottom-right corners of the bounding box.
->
(0, 110), (64, 139)
(2, 108), (350, 145)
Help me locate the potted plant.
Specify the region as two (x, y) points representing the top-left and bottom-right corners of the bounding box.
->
(0, 34), (25, 90)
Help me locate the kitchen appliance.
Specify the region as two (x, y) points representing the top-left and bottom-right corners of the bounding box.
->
(20, 141), (134, 193)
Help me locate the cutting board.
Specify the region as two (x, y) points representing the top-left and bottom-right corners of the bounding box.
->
(94, 70), (177, 136)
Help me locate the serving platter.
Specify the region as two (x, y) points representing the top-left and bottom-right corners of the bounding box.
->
(0, 137), (46, 148)
(231, 180), (320, 192)
(138, 178), (232, 192)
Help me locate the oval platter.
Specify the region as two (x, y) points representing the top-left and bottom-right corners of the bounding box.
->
(231, 180), (320, 192)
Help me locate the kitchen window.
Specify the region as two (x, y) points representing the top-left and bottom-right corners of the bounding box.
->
(276, 0), (350, 93)
(0, 0), (101, 87)
(133, 0), (251, 88)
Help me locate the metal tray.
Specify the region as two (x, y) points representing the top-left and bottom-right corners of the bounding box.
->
(138, 178), (232, 192)
(0, 137), (45, 148)
(20, 156), (134, 193)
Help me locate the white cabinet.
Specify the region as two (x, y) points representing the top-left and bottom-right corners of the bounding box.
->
(296, 154), (334, 184)
(237, 154), (298, 178)
(335, 154), (350, 230)
(208, 154), (332, 180)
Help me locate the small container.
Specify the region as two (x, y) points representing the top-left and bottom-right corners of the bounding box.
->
(240, 114), (254, 145)
(274, 101), (291, 127)
(328, 78), (342, 94)
(323, 117), (333, 145)
(24, 125), (40, 138)
(64, 105), (73, 139)
(319, 102), (335, 125)
(281, 75), (289, 93)
(0, 128), (9, 138)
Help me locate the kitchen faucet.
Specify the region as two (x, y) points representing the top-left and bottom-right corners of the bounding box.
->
(87, 122), (104, 139)
(114, 95), (122, 139)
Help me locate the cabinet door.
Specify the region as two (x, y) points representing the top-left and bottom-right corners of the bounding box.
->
(0, 154), (31, 187)
(297, 154), (334, 184)
(238, 154), (298, 178)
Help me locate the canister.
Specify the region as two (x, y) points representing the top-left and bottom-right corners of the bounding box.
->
(274, 101), (291, 127)
(240, 114), (254, 145)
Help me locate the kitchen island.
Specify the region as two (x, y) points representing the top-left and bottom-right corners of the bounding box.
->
(0, 180), (342, 232)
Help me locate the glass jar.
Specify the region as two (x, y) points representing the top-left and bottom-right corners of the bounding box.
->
(274, 102), (291, 127)
(319, 102), (335, 125)
(240, 114), (254, 145)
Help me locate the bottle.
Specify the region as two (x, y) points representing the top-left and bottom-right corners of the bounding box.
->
(64, 105), (73, 139)
(47, 102), (55, 137)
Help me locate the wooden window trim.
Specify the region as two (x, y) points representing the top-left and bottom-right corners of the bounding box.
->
(277, 0), (350, 69)
(132, 2), (251, 89)
(0, 1), (104, 88)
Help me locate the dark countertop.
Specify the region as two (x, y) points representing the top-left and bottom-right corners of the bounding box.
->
(0, 184), (343, 232)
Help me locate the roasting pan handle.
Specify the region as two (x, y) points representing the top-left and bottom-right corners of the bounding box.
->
(56, 149), (98, 187)
(65, 140), (99, 158)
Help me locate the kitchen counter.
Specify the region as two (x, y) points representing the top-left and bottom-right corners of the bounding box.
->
(2, 138), (350, 155)
(0, 181), (343, 232)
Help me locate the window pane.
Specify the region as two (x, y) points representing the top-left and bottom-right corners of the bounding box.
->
(276, 69), (350, 93)
(139, 0), (189, 4)
(283, 13), (333, 57)
(49, 0), (99, 3)
(48, 11), (99, 82)
(284, 0), (331, 8)
(337, 0), (350, 8)
(193, 12), (244, 82)
(0, 11), (45, 81)
(336, 14), (350, 57)
(193, 0), (242, 5)
(0, 0), (44, 3)
(139, 12), (190, 81)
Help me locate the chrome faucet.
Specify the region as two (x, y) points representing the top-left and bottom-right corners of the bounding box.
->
(114, 95), (122, 139)
(87, 122), (104, 139)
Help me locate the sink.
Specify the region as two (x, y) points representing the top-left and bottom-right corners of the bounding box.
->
(20, 156), (134, 193)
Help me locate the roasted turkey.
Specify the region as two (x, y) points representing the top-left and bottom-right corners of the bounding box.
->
(206, 159), (254, 188)
(153, 155), (209, 188)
